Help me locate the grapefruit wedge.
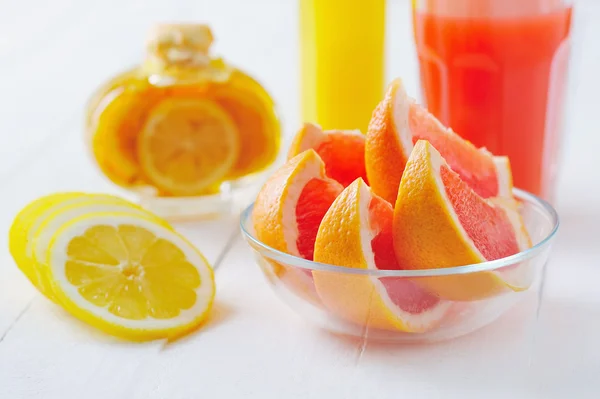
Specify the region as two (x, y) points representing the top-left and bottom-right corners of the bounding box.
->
(366, 78), (512, 205)
(288, 123), (367, 187)
(393, 140), (532, 301)
(252, 150), (343, 303)
(313, 179), (451, 332)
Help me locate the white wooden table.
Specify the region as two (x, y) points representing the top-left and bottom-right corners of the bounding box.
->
(1, 1), (599, 398)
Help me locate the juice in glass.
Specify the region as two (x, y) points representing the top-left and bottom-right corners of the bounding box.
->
(300, 0), (386, 131)
(413, 0), (573, 198)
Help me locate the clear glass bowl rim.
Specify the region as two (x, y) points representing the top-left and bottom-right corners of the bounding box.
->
(240, 188), (559, 277)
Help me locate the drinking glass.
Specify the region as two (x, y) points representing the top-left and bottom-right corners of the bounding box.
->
(412, 0), (575, 200)
(299, 0), (386, 132)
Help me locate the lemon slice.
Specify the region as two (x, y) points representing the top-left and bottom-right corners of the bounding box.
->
(18, 195), (148, 299)
(137, 98), (240, 196)
(45, 212), (215, 341)
(31, 198), (168, 301)
(9, 192), (85, 295)
(25, 194), (152, 261)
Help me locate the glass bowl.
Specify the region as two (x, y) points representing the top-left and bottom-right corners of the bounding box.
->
(240, 189), (559, 343)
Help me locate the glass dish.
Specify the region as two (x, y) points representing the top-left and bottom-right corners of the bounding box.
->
(240, 189), (559, 343)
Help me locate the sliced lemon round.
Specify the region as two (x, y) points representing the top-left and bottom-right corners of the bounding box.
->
(9, 192), (85, 295)
(25, 194), (150, 262)
(137, 98), (240, 196)
(32, 197), (169, 301)
(45, 212), (215, 341)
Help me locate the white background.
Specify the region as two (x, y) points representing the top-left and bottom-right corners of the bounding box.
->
(0, 0), (598, 398)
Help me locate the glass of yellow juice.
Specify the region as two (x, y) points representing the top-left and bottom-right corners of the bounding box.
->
(300, 0), (386, 132)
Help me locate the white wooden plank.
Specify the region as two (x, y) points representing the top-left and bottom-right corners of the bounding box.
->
(0, 300), (164, 399)
(529, 298), (600, 399)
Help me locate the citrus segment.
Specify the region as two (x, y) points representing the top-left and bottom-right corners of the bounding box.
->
(441, 165), (520, 260)
(493, 156), (514, 198)
(366, 78), (512, 204)
(90, 85), (162, 187)
(393, 140), (531, 301)
(287, 123), (326, 159)
(46, 212), (215, 341)
(487, 197), (536, 291)
(252, 149), (342, 258)
(313, 179), (451, 332)
(296, 178), (345, 261)
(252, 150), (343, 304)
(211, 69), (281, 179)
(137, 98), (240, 196)
(288, 123), (367, 187)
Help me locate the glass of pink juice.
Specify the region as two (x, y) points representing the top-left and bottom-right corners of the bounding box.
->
(412, 0), (574, 200)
